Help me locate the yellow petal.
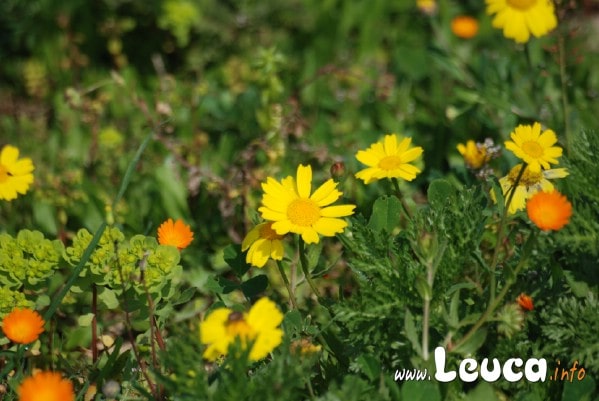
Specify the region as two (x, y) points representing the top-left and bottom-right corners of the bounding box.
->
(296, 164), (312, 198)
(320, 205), (355, 218)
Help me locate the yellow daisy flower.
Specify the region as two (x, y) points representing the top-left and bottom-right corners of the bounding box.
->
(18, 371), (75, 401)
(504, 122), (562, 173)
(199, 297), (283, 361)
(355, 134), (424, 184)
(457, 140), (490, 169)
(0, 145), (35, 201)
(496, 163), (568, 214)
(258, 164), (355, 244)
(241, 222), (285, 268)
(486, 0), (557, 43)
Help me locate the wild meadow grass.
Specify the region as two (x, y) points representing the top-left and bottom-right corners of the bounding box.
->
(1, 1), (598, 400)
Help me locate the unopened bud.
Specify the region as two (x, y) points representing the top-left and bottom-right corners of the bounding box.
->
(330, 162), (346, 179)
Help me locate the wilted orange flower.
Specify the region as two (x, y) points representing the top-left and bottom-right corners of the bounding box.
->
(157, 218), (194, 250)
(517, 293), (534, 311)
(2, 308), (45, 344)
(451, 16), (479, 39)
(18, 371), (75, 401)
(526, 190), (572, 231)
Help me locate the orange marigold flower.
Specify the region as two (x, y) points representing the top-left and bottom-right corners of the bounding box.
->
(526, 190), (572, 231)
(517, 293), (534, 311)
(157, 218), (194, 250)
(2, 308), (45, 344)
(18, 371), (75, 401)
(451, 16), (479, 39)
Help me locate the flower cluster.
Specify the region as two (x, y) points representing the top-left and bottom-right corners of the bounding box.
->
(0, 230), (64, 288)
(0, 287), (34, 317)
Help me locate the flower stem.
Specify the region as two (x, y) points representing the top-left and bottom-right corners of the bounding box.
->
(558, 33), (572, 156)
(453, 230), (537, 351)
(277, 260), (299, 309)
(489, 163), (526, 304)
(391, 177), (413, 220)
(298, 238), (322, 299)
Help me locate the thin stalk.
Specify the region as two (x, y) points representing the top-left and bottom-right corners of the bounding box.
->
(422, 241), (446, 361)
(489, 163), (526, 304)
(277, 260), (299, 309)
(453, 231), (536, 351)
(391, 178), (413, 220)
(558, 33), (571, 156)
(298, 238), (321, 299)
(92, 284), (98, 363)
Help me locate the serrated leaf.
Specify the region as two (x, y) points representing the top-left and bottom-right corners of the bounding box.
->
(368, 195), (402, 233)
(404, 309), (421, 357)
(427, 179), (455, 210)
(356, 354), (381, 381)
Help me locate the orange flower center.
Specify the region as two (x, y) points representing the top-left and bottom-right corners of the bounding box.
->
(507, 164), (542, 187)
(0, 164), (9, 183)
(378, 155), (402, 170)
(287, 199), (320, 227)
(507, 0), (537, 10)
(259, 222), (283, 241)
(226, 312), (255, 340)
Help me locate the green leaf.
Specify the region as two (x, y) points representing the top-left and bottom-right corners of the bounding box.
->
(355, 354), (381, 381)
(464, 382), (500, 401)
(401, 380), (441, 401)
(562, 375), (596, 401)
(427, 179), (455, 210)
(224, 244), (250, 277)
(368, 195), (402, 233)
(77, 313), (95, 327)
(99, 288), (120, 309)
(282, 309), (302, 335)
(154, 157), (189, 219)
(415, 275), (432, 301)
(241, 275), (268, 298)
(453, 327), (487, 355)
(306, 240), (324, 270)
(404, 309), (421, 357)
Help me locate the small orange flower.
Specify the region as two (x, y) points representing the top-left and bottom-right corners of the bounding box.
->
(157, 218), (194, 250)
(2, 308), (45, 344)
(526, 190), (572, 231)
(517, 293), (534, 311)
(18, 371), (75, 401)
(451, 16), (479, 39)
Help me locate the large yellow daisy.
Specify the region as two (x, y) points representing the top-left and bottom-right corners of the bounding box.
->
(486, 0), (557, 43)
(355, 134), (423, 184)
(496, 163), (568, 214)
(457, 140), (490, 170)
(258, 164), (355, 244)
(504, 122), (562, 173)
(199, 297), (283, 361)
(241, 222), (285, 268)
(0, 145), (35, 201)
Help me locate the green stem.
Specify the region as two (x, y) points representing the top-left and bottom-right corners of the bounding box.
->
(277, 260), (299, 310)
(489, 163), (527, 304)
(298, 238), (321, 299)
(453, 230), (537, 351)
(391, 178), (413, 220)
(558, 33), (572, 156)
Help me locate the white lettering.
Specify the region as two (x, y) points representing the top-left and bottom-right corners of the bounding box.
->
(459, 358), (478, 382)
(480, 358), (501, 382)
(503, 358), (523, 382)
(434, 347), (457, 382)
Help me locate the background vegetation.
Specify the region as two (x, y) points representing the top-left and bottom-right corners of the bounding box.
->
(1, 0), (598, 400)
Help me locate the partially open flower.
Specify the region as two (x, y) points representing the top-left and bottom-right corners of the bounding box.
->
(517, 293), (534, 311)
